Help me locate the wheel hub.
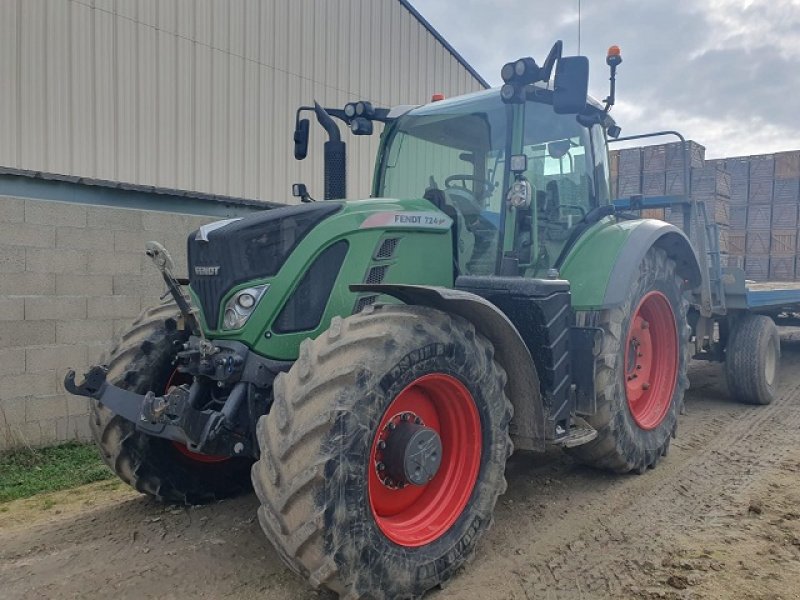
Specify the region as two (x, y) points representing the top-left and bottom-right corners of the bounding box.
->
(375, 413), (442, 488)
(624, 291), (678, 430)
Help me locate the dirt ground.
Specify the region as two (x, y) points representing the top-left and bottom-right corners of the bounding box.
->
(3, 332), (800, 600)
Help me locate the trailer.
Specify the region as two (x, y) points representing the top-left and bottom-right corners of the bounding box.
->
(612, 132), (800, 406)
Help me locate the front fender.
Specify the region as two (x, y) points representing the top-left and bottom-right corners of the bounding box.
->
(560, 217), (701, 311)
(350, 283), (546, 451)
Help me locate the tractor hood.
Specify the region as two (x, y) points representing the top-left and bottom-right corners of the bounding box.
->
(188, 202), (344, 329)
(186, 197), (455, 357)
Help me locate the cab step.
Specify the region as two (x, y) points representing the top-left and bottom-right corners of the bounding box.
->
(553, 425), (598, 448)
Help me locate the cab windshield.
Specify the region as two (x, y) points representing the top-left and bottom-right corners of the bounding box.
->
(375, 91), (609, 276)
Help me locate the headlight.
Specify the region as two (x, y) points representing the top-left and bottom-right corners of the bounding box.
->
(221, 285), (268, 330)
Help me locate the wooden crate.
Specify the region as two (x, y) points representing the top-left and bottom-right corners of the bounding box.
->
(729, 180), (748, 205)
(773, 178), (800, 203)
(746, 230), (771, 255)
(772, 202), (799, 229)
(775, 151), (800, 179)
(691, 165), (731, 197)
(665, 141), (705, 170)
(665, 169), (686, 195)
(745, 256), (770, 281)
(769, 255), (796, 280)
(723, 254), (744, 269)
(642, 145), (667, 172)
(728, 231), (746, 255)
(718, 225), (730, 254)
(749, 154), (775, 180)
(618, 174), (641, 197)
(748, 179), (774, 204)
(730, 205), (747, 229)
(609, 149), (620, 179)
(725, 156), (750, 183)
(619, 148), (642, 176)
(642, 172), (666, 196)
(747, 205), (772, 230)
(641, 208), (666, 220)
(771, 230), (798, 256)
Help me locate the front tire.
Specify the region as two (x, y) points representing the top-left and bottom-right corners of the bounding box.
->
(251, 305), (512, 599)
(89, 302), (253, 504)
(568, 247), (690, 473)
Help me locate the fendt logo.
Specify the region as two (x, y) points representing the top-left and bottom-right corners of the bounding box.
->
(194, 266), (221, 276)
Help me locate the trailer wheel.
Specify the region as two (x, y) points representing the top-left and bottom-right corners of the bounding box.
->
(725, 314), (780, 405)
(568, 247), (690, 473)
(251, 305), (512, 599)
(89, 302), (252, 504)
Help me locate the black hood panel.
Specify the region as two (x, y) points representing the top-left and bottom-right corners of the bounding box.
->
(188, 202), (343, 328)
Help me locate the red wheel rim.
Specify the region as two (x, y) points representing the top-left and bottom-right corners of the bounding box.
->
(166, 370), (229, 464)
(368, 373), (481, 547)
(624, 291), (679, 430)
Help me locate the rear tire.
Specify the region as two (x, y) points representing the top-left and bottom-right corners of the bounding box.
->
(725, 314), (780, 405)
(251, 305), (512, 599)
(568, 247), (690, 473)
(89, 302), (253, 504)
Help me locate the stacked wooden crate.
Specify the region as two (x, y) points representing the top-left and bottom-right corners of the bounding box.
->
(608, 144), (800, 282)
(726, 151), (800, 281)
(609, 141), (706, 221)
(772, 152), (800, 281)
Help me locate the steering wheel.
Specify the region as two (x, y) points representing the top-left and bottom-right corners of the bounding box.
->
(444, 174), (494, 198)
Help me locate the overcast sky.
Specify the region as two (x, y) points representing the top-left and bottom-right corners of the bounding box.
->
(415, 0), (800, 158)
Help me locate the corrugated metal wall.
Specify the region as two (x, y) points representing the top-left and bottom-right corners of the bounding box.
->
(0, 0), (485, 202)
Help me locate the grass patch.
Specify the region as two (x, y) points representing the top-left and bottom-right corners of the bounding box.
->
(0, 442), (112, 503)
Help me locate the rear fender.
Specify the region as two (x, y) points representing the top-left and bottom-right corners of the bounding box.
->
(351, 283), (546, 451)
(560, 218), (702, 310)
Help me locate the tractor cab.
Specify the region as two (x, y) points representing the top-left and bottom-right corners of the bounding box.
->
(373, 87), (614, 278)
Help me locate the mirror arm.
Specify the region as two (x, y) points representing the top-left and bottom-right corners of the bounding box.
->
(603, 53), (623, 113)
(540, 40), (563, 82)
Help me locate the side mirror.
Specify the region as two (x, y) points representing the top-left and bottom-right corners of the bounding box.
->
(553, 56), (589, 114)
(292, 183), (314, 203)
(293, 118), (310, 160)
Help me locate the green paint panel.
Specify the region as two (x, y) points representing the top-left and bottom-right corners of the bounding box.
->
(559, 216), (645, 310)
(192, 197), (454, 361)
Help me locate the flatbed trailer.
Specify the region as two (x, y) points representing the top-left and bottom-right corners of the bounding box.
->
(738, 281), (800, 313)
(611, 132), (798, 405)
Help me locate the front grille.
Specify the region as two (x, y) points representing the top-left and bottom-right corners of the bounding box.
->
(365, 265), (388, 284)
(188, 202), (342, 328)
(272, 241), (349, 334)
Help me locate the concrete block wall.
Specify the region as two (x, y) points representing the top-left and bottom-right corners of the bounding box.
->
(0, 196), (214, 450)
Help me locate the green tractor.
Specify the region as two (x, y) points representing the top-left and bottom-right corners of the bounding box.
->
(67, 42), (703, 598)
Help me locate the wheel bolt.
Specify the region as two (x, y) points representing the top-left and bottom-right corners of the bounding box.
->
(636, 364), (642, 370)
(388, 422), (396, 431)
(642, 382), (651, 390)
(641, 321), (649, 330)
(378, 440), (386, 450)
(377, 462), (385, 471)
(401, 413), (410, 421)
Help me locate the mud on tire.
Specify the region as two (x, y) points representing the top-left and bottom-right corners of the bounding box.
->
(251, 304), (513, 599)
(89, 302), (252, 504)
(568, 247), (691, 474)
